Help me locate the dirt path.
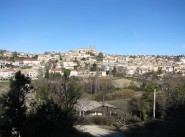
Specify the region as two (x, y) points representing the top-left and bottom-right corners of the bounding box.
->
(75, 125), (124, 137)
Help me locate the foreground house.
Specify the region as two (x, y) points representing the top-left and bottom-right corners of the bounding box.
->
(75, 99), (116, 117)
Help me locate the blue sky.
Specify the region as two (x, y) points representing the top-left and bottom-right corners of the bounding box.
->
(0, 0), (185, 55)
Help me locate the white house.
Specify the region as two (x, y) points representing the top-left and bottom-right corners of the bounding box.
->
(23, 59), (40, 66)
(62, 61), (78, 69)
(77, 47), (96, 54)
(3, 51), (12, 57)
(13, 60), (23, 66)
(49, 68), (63, 75)
(0, 69), (15, 80)
(127, 69), (135, 75)
(102, 71), (107, 77)
(21, 68), (39, 79)
(166, 66), (174, 73)
(70, 70), (78, 76)
(38, 54), (53, 61)
(18, 52), (28, 58)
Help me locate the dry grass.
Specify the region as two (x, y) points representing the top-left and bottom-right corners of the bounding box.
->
(112, 78), (140, 88)
(95, 89), (137, 101)
(107, 89), (135, 100)
(0, 81), (10, 94)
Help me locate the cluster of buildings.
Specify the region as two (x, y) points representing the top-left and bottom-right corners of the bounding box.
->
(0, 47), (185, 80)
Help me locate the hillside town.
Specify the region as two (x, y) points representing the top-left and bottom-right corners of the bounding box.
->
(0, 47), (185, 80)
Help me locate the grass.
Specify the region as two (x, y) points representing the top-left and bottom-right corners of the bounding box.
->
(80, 93), (95, 100)
(0, 81), (10, 94)
(94, 89), (137, 101)
(0, 79), (38, 94)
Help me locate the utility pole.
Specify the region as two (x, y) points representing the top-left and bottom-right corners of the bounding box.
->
(153, 88), (156, 119)
(102, 94), (105, 106)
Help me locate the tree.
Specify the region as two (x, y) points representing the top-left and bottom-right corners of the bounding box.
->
(117, 66), (127, 77)
(0, 71), (31, 137)
(163, 75), (185, 109)
(12, 51), (17, 59)
(35, 70), (82, 110)
(96, 52), (103, 62)
(97, 52), (104, 58)
(44, 51), (48, 54)
(49, 72), (62, 80)
(134, 67), (141, 76)
(25, 100), (77, 137)
(62, 68), (71, 80)
(0, 72), (89, 137)
(33, 55), (38, 59)
(128, 97), (149, 121)
(90, 63), (97, 71)
(112, 66), (117, 77)
(128, 80), (161, 121)
(45, 69), (49, 79)
(142, 71), (159, 80)
(81, 57), (86, 61)
(157, 67), (162, 75)
(59, 76), (82, 109)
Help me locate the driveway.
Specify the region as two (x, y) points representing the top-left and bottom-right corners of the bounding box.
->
(75, 125), (124, 137)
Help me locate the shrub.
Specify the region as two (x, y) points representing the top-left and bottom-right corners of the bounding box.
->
(25, 101), (77, 137)
(76, 117), (92, 125)
(89, 116), (114, 126)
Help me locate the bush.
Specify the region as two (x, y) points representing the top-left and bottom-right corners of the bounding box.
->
(76, 116), (114, 126)
(25, 101), (77, 137)
(89, 116), (114, 126)
(76, 117), (92, 125)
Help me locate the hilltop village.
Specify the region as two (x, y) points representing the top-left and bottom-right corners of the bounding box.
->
(1, 47), (185, 137)
(0, 47), (185, 80)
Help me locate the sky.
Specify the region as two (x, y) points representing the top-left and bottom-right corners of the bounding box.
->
(0, 0), (185, 55)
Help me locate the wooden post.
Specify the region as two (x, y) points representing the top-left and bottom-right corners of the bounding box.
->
(153, 88), (156, 119)
(103, 95), (105, 105)
(102, 95), (105, 115)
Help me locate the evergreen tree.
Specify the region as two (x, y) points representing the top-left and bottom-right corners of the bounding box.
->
(62, 68), (71, 81)
(90, 63), (97, 71)
(0, 71), (31, 137)
(112, 66), (117, 77)
(97, 52), (104, 58)
(45, 69), (49, 79)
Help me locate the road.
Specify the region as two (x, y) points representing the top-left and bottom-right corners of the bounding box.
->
(75, 125), (124, 137)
